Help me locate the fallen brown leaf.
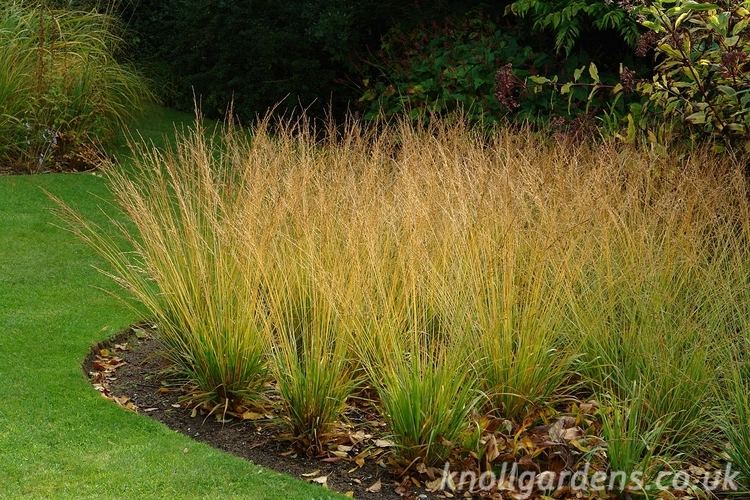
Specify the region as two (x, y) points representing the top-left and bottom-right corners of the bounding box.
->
(311, 476), (328, 487)
(366, 479), (382, 493)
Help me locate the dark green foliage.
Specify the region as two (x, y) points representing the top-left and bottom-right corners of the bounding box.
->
(509, 0), (641, 54)
(359, 15), (553, 123)
(360, 12), (640, 126)
(507, 0), (750, 149)
(68, 0), (748, 149)
(124, 0), (342, 118)
(115, 1), (649, 127)
(122, 0), (488, 120)
(528, 0), (750, 149)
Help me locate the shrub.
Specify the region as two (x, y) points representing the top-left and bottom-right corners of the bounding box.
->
(360, 11), (645, 127)
(119, 1), (645, 126)
(508, 0), (640, 54)
(528, 0), (750, 148)
(0, 1), (150, 171)
(632, 0), (750, 149)
(359, 15), (555, 123)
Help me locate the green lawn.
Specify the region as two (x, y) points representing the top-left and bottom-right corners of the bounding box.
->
(0, 107), (335, 498)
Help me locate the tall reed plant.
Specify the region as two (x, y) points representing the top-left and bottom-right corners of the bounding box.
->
(565, 156), (745, 457)
(57, 122), (270, 405)
(0, 1), (150, 171)
(61, 112), (750, 471)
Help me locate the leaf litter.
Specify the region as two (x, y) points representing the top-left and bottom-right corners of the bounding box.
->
(85, 325), (734, 499)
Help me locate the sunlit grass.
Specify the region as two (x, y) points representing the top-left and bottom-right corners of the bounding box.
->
(57, 123), (270, 405)
(260, 235), (358, 453)
(0, 1), (151, 170)
(60, 112), (750, 474)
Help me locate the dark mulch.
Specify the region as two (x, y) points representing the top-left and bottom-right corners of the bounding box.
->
(83, 326), (433, 499)
(82, 326), (735, 500)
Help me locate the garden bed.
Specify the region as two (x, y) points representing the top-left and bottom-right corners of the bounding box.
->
(84, 325), (424, 499)
(67, 116), (750, 499)
(84, 325), (732, 500)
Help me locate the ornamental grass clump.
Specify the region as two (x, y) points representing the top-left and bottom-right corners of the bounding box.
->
(232, 118), (378, 447)
(564, 154), (747, 456)
(58, 122), (271, 405)
(722, 367), (750, 491)
(715, 240), (750, 491)
(261, 248), (357, 452)
(0, 1), (151, 171)
(339, 230), (481, 465)
(599, 390), (668, 493)
(62, 110), (750, 476)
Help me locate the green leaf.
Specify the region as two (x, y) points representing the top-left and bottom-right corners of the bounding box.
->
(658, 43), (682, 58)
(733, 19), (750, 35)
(625, 113), (637, 143)
(728, 123), (746, 133)
(675, 12), (690, 28)
(560, 82), (573, 95)
(682, 1), (719, 11)
(725, 35), (740, 46)
(529, 75), (551, 85)
(588, 62), (600, 83)
(686, 110), (706, 124)
(717, 85), (737, 98)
